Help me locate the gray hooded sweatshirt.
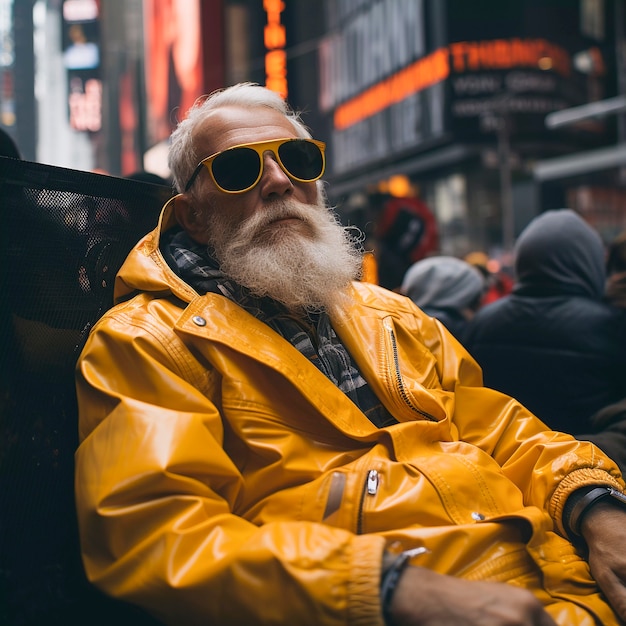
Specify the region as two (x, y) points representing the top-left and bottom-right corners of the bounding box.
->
(401, 256), (485, 340)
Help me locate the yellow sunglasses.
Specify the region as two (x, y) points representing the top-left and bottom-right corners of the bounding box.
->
(184, 137), (326, 194)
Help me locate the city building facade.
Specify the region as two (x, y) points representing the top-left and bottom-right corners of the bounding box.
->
(2, 0), (624, 255)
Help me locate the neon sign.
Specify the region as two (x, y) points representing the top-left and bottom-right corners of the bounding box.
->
(264, 0), (287, 99)
(332, 38), (572, 131)
(449, 39), (571, 77)
(334, 48), (449, 130)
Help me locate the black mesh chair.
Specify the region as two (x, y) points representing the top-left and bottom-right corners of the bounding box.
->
(0, 156), (173, 625)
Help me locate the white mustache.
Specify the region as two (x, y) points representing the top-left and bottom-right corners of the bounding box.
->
(242, 199), (314, 233)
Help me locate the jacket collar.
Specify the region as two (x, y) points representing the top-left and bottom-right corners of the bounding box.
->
(114, 196), (199, 305)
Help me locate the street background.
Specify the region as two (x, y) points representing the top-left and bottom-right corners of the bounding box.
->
(2, 0), (625, 260)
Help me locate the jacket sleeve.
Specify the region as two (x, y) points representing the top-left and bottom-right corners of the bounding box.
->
(75, 304), (386, 626)
(419, 313), (625, 536)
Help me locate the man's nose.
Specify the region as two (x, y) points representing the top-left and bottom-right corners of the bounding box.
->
(258, 152), (293, 198)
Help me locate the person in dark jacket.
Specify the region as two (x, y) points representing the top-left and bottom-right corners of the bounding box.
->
(463, 208), (626, 435)
(605, 229), (626, 309)
(579, 399), (626, 474)
(400, 255), (485, 342)
(0, 128), (21, 159)
(577, 230), (626, 472)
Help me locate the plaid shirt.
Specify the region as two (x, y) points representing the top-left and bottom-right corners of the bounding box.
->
(163, 228), (395, 428)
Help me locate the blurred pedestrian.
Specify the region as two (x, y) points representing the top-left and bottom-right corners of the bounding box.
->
(465, 251), (513, 305)
(464, 209), (626, 435)
(605, 229), (626, 308)
(371, 193), (439, 291)
(0, 128), (21, 159)
(576, 229), (626, 473)
(401, 255), (485, 342)
(578, 399), (626, 474)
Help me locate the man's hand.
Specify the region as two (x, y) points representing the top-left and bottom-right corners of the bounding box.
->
(581, 501), (626, 621)
(388, 566), (557, 626)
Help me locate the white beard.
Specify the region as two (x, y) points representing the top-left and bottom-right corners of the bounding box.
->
(205, 197), (363, 315)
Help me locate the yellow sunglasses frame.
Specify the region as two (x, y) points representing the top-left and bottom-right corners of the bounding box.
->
(184, 137), (326, 194)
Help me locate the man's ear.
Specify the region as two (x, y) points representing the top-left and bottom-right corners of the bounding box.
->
(174, 195), (210, 244)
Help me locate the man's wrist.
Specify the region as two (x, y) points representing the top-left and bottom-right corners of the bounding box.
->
(381, 552), (411, 626)
(380, 548), (429, 626)
(565, 486), (626, 538)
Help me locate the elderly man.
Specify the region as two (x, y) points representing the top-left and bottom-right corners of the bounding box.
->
(75, 83), (626, 626)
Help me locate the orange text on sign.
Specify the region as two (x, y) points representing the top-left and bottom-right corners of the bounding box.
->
(264, 0), (287, 99)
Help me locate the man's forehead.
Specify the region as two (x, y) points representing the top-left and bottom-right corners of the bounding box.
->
(192, 105), (297, 156)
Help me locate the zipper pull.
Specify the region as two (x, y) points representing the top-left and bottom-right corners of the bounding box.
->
(367, 469), (380, 495)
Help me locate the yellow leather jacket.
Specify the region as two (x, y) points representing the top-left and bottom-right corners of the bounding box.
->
(75, 199), (624, 626)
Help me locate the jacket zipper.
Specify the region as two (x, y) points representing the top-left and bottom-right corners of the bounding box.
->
(383, 320), (437, 422)
(357, 469), (380, 534)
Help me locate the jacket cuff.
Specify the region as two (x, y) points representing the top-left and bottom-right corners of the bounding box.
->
(347, 534), (387, 626)
(550, 468), (623, 537)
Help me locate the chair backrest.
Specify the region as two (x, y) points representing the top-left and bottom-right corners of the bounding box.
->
(0, 157), (172, 625)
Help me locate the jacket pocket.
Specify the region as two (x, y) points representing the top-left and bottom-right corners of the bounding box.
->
(320, 466), (382, 533)
(322, 471), (346, 525)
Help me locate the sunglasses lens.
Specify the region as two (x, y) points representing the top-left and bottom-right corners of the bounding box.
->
(278, 140), (324, 181)
(211, 147), (261, 192)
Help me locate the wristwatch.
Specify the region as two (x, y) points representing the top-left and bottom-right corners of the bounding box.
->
(568, 486), (626, 537)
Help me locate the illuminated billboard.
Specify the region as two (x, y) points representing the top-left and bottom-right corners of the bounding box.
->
(318, 0), (610, 179)
(62, 0), (102, 133)
(143, 0), (205, 147)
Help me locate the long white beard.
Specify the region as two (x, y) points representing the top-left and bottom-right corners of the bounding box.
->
(206, 198), (363, 315)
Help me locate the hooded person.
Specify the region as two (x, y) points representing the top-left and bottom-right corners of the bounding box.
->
(401, 256), (485, 341)
(605, 229), (626, 308)
(464, 209), (626, 435)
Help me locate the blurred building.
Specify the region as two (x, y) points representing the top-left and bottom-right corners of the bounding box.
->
(1, 0), (225, 175)
(285, 0), (622, 257)
(2, 0), (624, 254)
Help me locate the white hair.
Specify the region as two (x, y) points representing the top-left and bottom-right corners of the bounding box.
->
(168, 83), (313, 193)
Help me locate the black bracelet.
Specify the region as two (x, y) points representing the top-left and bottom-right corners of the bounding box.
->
(381, 552), (412, 626)
(569, 486), (626, 536)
